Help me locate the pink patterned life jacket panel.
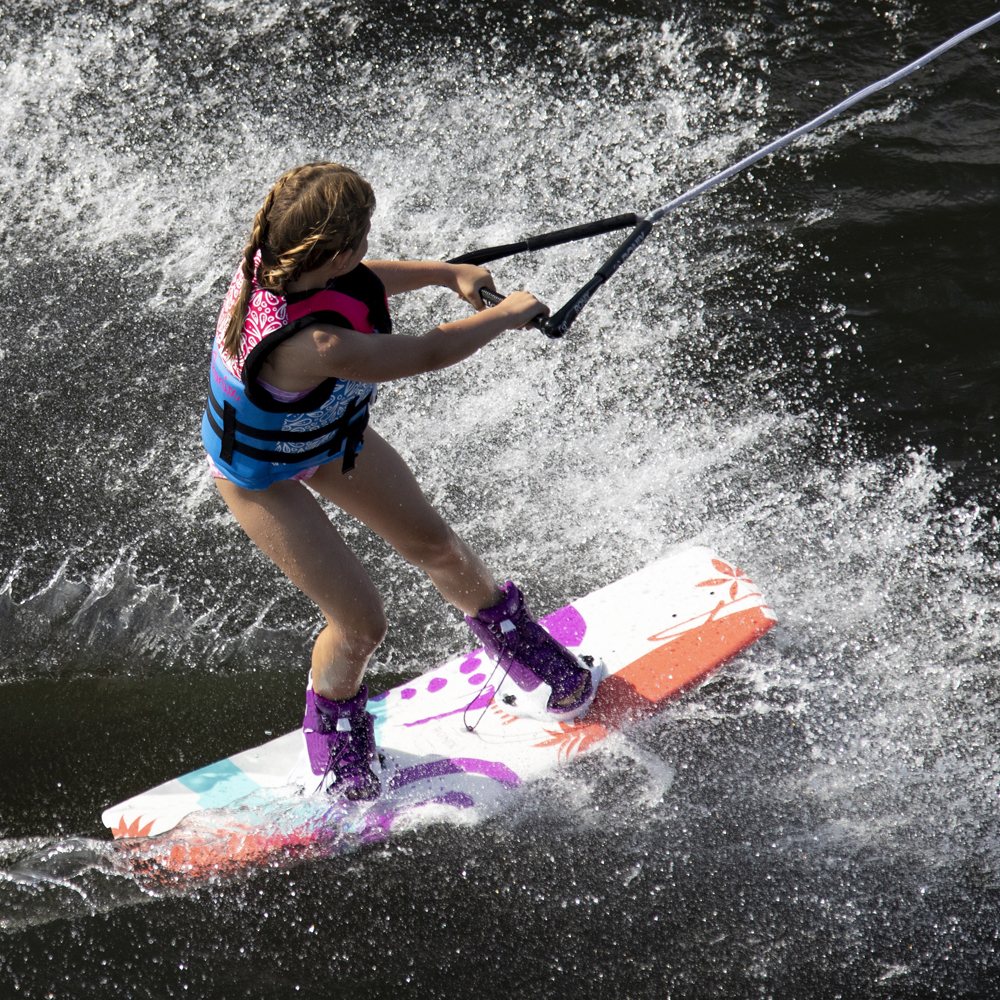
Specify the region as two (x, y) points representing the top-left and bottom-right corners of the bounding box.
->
(214, 263), (285, 381)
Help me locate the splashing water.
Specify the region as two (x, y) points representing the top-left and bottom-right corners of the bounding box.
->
(3, 0), (1000, 995)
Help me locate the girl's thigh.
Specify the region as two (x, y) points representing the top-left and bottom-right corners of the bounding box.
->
(214, 476), (384, 631)
(306, 428), (454, 558)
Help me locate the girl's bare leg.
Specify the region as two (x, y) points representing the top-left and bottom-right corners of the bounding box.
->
(306, 429), (501, 617)
(214, 476), (387, 702)
(309, 433), (584, 708)
(218, 430), (584, 710)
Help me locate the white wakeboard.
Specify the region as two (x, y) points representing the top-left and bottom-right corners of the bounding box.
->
(102, 546), (775, 872)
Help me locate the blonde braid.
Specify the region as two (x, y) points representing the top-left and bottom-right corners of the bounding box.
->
(258, 232), (326, 289)
(221, 163), (375, 359)
(222, 167), (309, 357)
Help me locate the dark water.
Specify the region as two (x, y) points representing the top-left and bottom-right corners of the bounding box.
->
(2, 0), (1000, 996)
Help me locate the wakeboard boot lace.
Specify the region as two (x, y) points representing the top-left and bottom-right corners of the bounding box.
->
(319, 712), (380, 801)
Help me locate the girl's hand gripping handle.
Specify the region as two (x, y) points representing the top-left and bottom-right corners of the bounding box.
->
(479, 288), (554, 336)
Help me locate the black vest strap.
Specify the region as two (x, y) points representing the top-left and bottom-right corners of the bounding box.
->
(205, 392), (372, 474)
(335, 394), (370, 473)
(207, 391), (365, 443)
(221, 402), (237, 464)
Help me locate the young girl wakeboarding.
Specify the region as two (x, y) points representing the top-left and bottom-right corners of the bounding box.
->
(204, 161), (600, 801)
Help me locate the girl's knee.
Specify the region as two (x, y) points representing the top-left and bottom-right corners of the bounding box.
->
(332, 613), (387, 661)
(354, 595), (388, 649)
(361, 612), (389, 652)
(322, 590), (387, 660)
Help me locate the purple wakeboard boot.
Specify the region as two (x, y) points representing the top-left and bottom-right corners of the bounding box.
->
(302, 680), (381, 800)
(466, 582), (602, 722)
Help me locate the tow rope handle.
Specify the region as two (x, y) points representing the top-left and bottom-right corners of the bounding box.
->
(451, 212), (642, 338)
(448, 213), (639, 268)
(475, 216), (654, 338)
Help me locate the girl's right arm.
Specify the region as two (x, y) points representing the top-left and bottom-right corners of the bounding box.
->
(267, 291), (548, 386)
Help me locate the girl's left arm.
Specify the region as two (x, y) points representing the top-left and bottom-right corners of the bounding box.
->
(366, 261), (495, 309)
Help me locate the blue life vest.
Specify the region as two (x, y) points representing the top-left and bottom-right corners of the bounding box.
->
(202, 263), (392, 490)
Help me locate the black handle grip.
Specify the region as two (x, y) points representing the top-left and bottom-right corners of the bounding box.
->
(478, 287), (555, 336)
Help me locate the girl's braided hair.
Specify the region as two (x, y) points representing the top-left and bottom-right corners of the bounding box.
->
(223, 162), (376, 357)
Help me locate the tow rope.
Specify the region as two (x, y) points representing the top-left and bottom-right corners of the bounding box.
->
(454, 9), (1000, 337)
